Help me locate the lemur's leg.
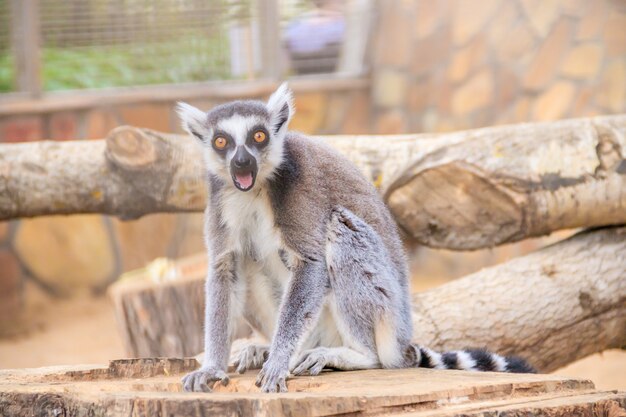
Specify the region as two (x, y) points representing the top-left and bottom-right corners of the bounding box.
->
(182, 252), (245, 392)
(256, 260), (328, 393)
(235, 257), (287, 374)
(292, 346), (379, 375)
(316, 207), (416, 372)
(319, 208), (536, 375)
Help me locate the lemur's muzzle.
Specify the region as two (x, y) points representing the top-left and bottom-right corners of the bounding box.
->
(230, 146), (258, 192)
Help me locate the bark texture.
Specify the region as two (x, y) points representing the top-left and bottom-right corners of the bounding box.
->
(1, 116), (625, 250)
(412, 226), (626, 373)
(108, 255), (251, 358)
(109, 272), (206, 358)
(0, 127), (206, 221)
(3, 358), (625, 417)
(385, 115), (626, 249)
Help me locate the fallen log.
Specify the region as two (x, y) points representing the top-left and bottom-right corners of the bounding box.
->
(1, 116), (625, 250)
(385, 115), (626, 249)
(2, 358), (625, 417)
(110, 227), (625, 372)
(0, 127), (207, 221)
(412, 226), (626, 372)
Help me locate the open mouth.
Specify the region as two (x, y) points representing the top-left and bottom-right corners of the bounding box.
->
(232, 170), (256, 191)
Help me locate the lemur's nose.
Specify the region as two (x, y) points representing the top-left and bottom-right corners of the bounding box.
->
(233, 147), (253, 169)
(234, 155), (251, 168)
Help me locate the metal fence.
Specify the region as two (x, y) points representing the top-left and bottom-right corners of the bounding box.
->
(0, 1), (13, 92)
(0, 0), (371, 96)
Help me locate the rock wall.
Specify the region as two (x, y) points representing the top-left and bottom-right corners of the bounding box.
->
(369, 0), (625, 134)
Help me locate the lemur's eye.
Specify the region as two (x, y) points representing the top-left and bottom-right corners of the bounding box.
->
(214, 137), (227, 149)
(253, 131), (266, 143)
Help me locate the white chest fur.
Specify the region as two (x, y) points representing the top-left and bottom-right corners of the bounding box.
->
(219, 187), (282, 260)
(218, 187), (293, 340)
(217, 186), (342, 348)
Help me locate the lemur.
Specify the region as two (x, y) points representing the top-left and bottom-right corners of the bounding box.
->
(177, 83), (534, 393)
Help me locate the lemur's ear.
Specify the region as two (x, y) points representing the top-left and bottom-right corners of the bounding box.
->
(176, 102), (209, 142)
(267, 82), (295, 136)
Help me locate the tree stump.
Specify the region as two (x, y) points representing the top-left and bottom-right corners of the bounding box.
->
(0, 358), (624, 416)
(108, 255), (207, 358)
(108, 255), (250, 358)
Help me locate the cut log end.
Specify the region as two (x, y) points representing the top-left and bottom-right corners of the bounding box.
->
(105, 126), (160, 170)
(388, 161), (523, 250)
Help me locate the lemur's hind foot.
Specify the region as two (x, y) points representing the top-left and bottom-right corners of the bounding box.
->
(231, 343), (269, 374)
(291, 346), (379, 376)
(413, 345), (536, 373)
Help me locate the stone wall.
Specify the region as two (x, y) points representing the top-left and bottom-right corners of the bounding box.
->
(370, 0), (625, 134)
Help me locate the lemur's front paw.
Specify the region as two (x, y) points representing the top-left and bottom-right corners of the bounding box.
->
(255, 362), (288, 393)
(233, 343), (269, 374)
(181, 367), (229, 392)
(291, 347), (330, 376)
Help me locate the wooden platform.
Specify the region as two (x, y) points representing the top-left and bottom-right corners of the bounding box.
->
(0, 358), (624, 416)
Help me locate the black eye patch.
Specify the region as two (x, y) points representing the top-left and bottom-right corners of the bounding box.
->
(246, 125), (270, 149)
(211, 131), (235, 154)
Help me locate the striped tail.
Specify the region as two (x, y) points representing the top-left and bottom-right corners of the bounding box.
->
(414, 346), (536, 373)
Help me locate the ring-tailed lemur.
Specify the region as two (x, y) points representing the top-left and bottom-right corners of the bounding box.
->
(177, 83), (534, 393)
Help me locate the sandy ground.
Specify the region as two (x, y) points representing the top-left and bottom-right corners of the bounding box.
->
(0, 281), (623, 391)
(0, 284), (125, 369)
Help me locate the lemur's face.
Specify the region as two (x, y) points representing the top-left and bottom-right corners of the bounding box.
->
(203, 105), (276, 192)
(178, 83), (294, 192)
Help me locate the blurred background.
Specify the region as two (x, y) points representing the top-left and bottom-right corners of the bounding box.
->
(0, 0), (624, 389)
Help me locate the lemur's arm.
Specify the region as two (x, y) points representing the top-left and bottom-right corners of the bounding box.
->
(256, 260), (327, 393)
(203, 252), (237, 369)
(182, 251), (236, 392)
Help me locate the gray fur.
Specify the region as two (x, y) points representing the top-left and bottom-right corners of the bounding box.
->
(325, 207), (414, 367)
(179, 83), (533, 394)
(206, 100), (270, 126)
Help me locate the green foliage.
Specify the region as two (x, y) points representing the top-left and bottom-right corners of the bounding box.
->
(0, 53), (14, 92)
(0, 35), (233, 93)
(41, 36), (233, 91)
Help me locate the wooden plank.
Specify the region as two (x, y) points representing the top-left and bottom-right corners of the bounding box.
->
(0, 76), (369, 116)
(338, 0), (374, 75)
(257, 0), (281, 79)
(406, 392), (626, 417)
(10, 0), (42, 97)
(0, 359), (623, 416)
